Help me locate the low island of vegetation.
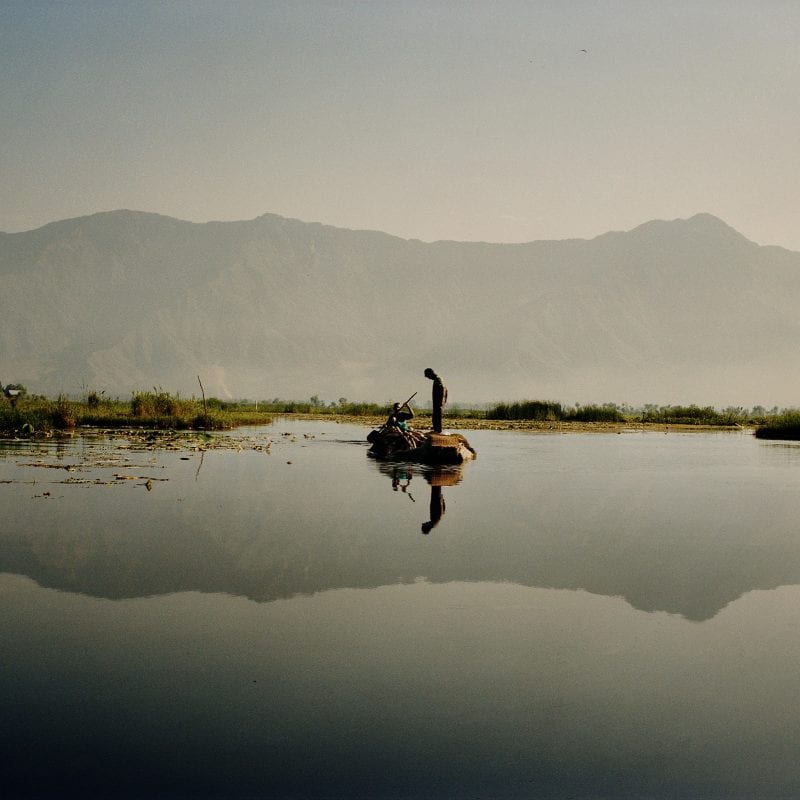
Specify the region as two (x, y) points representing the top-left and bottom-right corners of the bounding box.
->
(752, 410), (800, 440)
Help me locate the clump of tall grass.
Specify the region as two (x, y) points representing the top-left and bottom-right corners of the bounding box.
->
(565, 404), (625, 423)
(754, 410), (800, 440)
(131, 389), (184, 417)
(0, 405), (53, 436)
(487, 400), (563, 421)
(86, 389), (105, 408)
(129, 390), (230, 429)
(0, 394), (78, 435)
(485, 400), (626, 423)
(51, 394), (77, 429)
(640, 405), (742, 426)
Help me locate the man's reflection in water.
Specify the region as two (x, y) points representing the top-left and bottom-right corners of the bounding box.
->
(421, 468), (462, 535)
(421, 484), (445, 534)
(391, 466), (415, 501)
(379, 463), (464, 533)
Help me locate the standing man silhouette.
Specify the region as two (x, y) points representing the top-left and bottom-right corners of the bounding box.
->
(424, 368), (447, 433)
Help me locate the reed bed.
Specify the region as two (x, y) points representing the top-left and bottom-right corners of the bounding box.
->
(0, 391), (792, 437)
(754, 410), (800, 440)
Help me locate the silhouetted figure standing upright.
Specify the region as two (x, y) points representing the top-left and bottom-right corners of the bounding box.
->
(424, 368), (447, 433)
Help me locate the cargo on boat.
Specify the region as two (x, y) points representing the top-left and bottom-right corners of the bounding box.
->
(367, 426), (476, 465)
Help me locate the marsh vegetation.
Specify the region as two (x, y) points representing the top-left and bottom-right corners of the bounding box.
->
(0, 390), (270, 436)
(754, 410), (800, 440)
(1, 387), (797, 437)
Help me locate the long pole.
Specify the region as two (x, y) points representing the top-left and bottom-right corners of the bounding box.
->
(375, 391), (418, 434)
(401, 391), (417, 407)
(197, 375), (208, 428)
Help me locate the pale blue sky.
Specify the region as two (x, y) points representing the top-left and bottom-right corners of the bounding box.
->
(3, 0), (800, 247)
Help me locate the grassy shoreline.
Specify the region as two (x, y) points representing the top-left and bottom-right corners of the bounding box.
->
(0, 392), (792, 438)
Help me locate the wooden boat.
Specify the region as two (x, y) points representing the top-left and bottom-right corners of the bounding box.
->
(367, 426), (476, 464)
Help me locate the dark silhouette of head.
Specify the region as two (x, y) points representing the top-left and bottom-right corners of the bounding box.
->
(424, 368), (435, 379)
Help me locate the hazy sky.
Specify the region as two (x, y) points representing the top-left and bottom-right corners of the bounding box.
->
(3, 1), (800, 248)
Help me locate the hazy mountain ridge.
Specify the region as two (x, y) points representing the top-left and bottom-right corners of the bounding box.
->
(2, 210), (800, 406)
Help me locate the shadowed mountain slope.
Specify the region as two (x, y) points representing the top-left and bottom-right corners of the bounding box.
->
(2, 210), (799, 405)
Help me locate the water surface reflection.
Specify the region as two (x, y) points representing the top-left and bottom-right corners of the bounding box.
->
(3, 574), (800, 798)
(4, 424), (800, 797)
(2, 424), (800, 621)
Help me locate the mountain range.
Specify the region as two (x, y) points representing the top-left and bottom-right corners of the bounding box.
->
(2, 209), (799, 406)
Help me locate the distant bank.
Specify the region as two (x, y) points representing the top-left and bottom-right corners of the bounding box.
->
(1, 391), (797, 439)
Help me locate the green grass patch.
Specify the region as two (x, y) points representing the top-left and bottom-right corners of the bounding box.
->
(754, 410), (800, 440)
(565, 404), (626, 423)
(486, 400), (563, 421)
(485, 400), (625, 423)
(0, 391), (275, 436)
(639, 405), (743, 426)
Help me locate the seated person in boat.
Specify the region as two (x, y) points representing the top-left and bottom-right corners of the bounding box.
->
(386, 402), (414, 431)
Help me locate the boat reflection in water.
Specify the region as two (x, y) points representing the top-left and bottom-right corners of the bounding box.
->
(377, 461), (465, 534)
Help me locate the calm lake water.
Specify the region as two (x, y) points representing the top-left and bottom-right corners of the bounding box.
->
(3, 420), (800, 798)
